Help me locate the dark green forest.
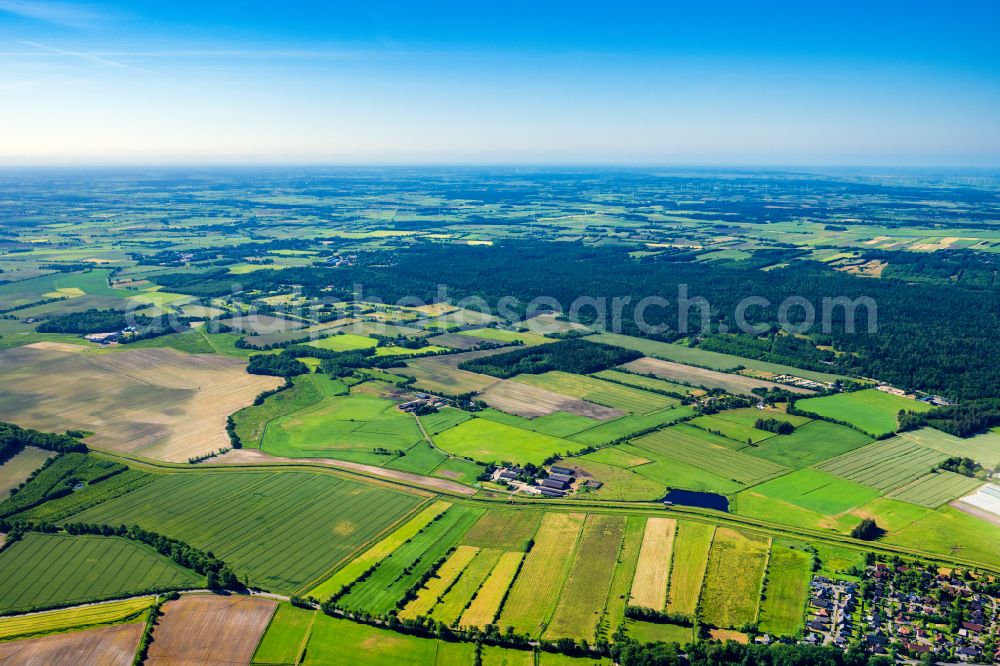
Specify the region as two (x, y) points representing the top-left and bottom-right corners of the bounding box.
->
(153, 240), (1000, 400)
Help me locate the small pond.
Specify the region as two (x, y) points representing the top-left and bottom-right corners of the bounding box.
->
(660, 489), (729, 512)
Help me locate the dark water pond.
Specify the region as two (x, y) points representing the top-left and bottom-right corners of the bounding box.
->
(660, 489), (729, 512)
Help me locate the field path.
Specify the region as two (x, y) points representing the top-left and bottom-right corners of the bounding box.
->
(210, 448), (476, 495)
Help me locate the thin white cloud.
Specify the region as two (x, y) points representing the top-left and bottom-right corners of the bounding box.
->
(21, 40), (146, 72)
(0, 0), (106, 28)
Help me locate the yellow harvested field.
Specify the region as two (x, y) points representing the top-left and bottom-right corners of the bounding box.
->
(0, 346), (280, 462)
(0, 596), (155, 641)
(479, 380), (623, 420)
(497, 512), (585, 636)
(460, 551), (525, 629)
(400, 545), (480, 619)
(146, 594), (277, 666)
(0, 622), (144, 665)
(629, 518), (677, 610)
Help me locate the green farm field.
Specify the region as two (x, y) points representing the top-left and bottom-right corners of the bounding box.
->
(251, 602), (316, 665)
(687, 414), (776, 445)
(476, 408), (602, 439)
(699, 528), (770, 629)
(632, 425), (788, 486)
(559, 458), (665, 501)
(462, 509), (542, 551)
(0, 533), (198, 613)
(758, 542), (812, 637)
(896, 427), (1000, 467)
(741, 468), (880, 516)
(309, 501), (450, 600)
(886, 471), (984, 508)
(260, 386), (428, 466)
(544, 514), (626, 641)
(497, 512), (585, 636)
(744, 420), (873, 469)
(710, 407), (811, 429)
(68, 471), (423, 594)
(665, 522), (714, 617)
(816, 437), (948, 492)
(232, 373), (347, 447)
(602, 516), (646, 640)
(457, 327), (551, 346)
(622, 443), (745, 495)
(295, 611), (604, 666)
(433, 417), (573, 465)
(795, 389), (932, 437)
(566, 406), (695, 447)
(338, 506), (483, 614)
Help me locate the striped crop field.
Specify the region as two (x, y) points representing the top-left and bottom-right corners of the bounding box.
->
(67, 470), (424, 595)
(430, 548), (504, 625)
(666, 522), (715, 617)
(338, 506), (483, 615)
(497, 512), (586, 636)
(460, 551), (525, 629)
(602, 516), (646, 640)
(887, 471), (984, 508)
(632, 427), (788, 486)
(399, 546), (480, 620)
(544, 514), (627, 641)
(897, 427), (1000, 468)
(628, 518), (677, 610)
(309, 500), (450, 599)
(0, 534), (198, 613)
(699, 528), (770, 629)
(0, 596), (155, 641)
(816, 438), (949, 492)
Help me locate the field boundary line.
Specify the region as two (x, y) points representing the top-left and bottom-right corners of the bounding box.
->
(294, 608), (317, 665)
(754, 536), (773, 624)
(693, 526), (717, 620)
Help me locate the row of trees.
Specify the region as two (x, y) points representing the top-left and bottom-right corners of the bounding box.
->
(0, 422), (87, 465)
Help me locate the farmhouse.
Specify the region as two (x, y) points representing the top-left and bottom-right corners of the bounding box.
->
(549, 465), (574, 476)
(548, 473), (573, 484)
(539, 478), (569, 491)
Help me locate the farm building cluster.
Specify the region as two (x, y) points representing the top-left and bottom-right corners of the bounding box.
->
(804, 562), (1000, 663)
(491, 464), (601, 498)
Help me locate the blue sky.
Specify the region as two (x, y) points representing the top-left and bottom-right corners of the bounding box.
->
(1, 1), (998, 165)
